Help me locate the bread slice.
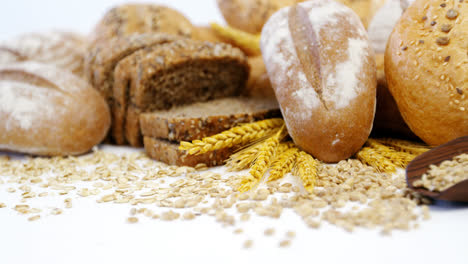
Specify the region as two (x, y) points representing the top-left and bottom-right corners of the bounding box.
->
(113, 39), (249, 147)
(140, 97), (280, 142)
(144, 137), (232, 167)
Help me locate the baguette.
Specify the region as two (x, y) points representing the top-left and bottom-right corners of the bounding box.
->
(140, 97), (280, 142)
(0, 62), (110, 156)
(261, 0), (376, 162)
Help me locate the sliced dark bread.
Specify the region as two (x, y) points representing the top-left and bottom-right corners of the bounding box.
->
(144, 137), (232, 167)
(113, 39), (249, 147)
(140, 97), (280, 142)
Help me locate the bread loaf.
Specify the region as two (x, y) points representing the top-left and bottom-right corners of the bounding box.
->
(140, 97), (280, 142)
(0, 62), (110, 156)
(261, 0), (376, 162)
(385, 0), (468, 146)
(0, 31), (86, 76)
(88, 4), (194, 47)
(217, 0), (386, 34)
(244, 56), (276, 98)
(112, 39), (249, 147)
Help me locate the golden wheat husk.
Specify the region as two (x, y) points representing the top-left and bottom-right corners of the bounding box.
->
(179, 118), (284, 155)
(293, 151), (319, 193)
(210, 22), (261, 56)
(376, 138), (430, 156)
(238, 126), (286, 192)
(355, 147), (397, 173)
(268, 144), (300, 182)
(366, 139), (417, 168)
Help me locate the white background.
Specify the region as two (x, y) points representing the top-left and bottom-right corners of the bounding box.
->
(1, 1), (468, 264)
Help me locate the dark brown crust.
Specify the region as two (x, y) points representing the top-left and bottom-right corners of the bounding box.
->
(140, 107), (280, 142)
(113, 39), (249, 147)
(144, 137), (233, 167)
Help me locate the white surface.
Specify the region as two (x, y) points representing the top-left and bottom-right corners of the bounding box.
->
(1, 1), (468, 264)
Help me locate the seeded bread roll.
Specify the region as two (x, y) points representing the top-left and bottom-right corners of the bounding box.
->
(261, 0), (376, 162)
(0, 62), (110, 156)
(385, 0), (468, 146)
(140, 97), (280, 142)
(113, 39), (249, 147)
(88, 4), (194, 47)
(144, 137), (232, 167)
(0, 31), (86, 76)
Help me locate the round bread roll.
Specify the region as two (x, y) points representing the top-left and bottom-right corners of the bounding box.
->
(261, 0), (376, 162)
(0, 31), (86, 76)
(385, 0), (468, 146)
(89, 4), (194, 46)
(0, 62), (110, 156)
(244, 56), (276, 98)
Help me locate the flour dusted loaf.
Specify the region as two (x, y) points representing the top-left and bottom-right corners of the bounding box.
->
(261, 0), (376, 162)
(88, 4), (194, 47)
(0, 31), (86, 76)
(385, 0), (468, 146)
(0, 62), (110, 156)
(140, 97), (280, 142)
(217, 0), (386, 34)
(113, 39), (249, 147)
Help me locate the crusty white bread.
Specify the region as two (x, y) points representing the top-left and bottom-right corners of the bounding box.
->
(0, 62), (110, 156)
(261, 0), (376, 162)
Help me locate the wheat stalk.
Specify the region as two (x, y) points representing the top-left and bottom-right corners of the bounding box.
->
(268, 143), (299, 182)
(366, 139), (417, 168)
(293, 151), (319, 193)
(238, 126), (286, 192)
(179, 118), (284, 155)
(376, 138), (430, 156)
(210, 22), (261, 56)
(355, 147), (397, 173)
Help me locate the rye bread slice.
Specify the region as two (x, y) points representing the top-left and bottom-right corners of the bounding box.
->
(113, 39), (249, 147)
(140, 97), (280, 142)
(144, 137), (232, 167)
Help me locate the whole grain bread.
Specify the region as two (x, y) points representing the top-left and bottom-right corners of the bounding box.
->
(144, 137), (232, 167)
(140, 97), (280, 142)
(88, 4), (194, 47)
(113, 39), (249, 147)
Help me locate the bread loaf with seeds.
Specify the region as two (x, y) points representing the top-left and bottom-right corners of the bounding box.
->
(385, 0), (468, 146)
(113, 39), (249, 147)
(0, 62), (110, 156)
(261, 0), (376, 162)
(140, 97), (280, 142)
(0, 31), (86, 76)
(88, 4), (194, 47)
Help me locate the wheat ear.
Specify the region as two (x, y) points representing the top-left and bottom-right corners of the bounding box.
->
(179, 118), (284, 155)
(376, 138), (430, 156)
(238, 126), (286, 192)
(366, 139), (417, 168)
(293, 151), (319, 193)
(225, 141), (264, 171)
(355, 147), (397, 173)
(210, 23), (261, 56)
(268, 143), (299, 182)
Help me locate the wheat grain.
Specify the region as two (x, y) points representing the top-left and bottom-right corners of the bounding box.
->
(238, 126), (286, 192)
(376, 138), (430, 156)
(268, 144), (299, 182)
(355, 147), (397, 173)
(210, 23), (261, 56)
(366, 139), (417, 168)
(179, 118), (284, 155)
(294, 151), (319, 193)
